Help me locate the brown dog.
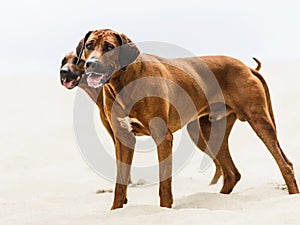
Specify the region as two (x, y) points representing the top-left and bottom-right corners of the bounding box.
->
(59, 52), (226, 186)
(74, 29), (299, 210)
(60, 52), (261, 189)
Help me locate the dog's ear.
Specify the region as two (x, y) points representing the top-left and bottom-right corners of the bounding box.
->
(115, 33), (140, 69)
(60, 56), (67, 68)
(76, 31), (92, 64)
(76, 39), (84, 57)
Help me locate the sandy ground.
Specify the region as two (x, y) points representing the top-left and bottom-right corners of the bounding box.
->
(1, 62), (300, 225)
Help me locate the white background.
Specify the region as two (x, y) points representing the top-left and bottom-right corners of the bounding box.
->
(0, 0), (299, 76)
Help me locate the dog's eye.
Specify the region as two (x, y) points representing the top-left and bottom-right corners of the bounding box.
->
(86, 43), (93, 51)
(72, 57), (79, 64)
(104, 43), (115, 52)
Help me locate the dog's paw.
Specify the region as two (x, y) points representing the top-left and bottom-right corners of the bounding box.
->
(110, 203), (124, 210)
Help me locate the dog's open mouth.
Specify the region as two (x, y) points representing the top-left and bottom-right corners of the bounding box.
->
(62, 74), (83, 89)
(86, 72), (110, 88)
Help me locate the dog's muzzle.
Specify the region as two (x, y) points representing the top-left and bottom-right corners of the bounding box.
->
(85, 58), (111, 88)
(60, 66), (82, 89)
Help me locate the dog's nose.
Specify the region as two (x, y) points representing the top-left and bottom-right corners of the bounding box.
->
(85, 61), (92, 69)
(60, 67), (70, 76)
(86, 58), (99, 69)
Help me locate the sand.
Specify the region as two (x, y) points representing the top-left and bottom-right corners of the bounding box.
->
(1, 62), (300, 225)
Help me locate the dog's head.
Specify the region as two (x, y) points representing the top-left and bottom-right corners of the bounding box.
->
(80, 29), (140, 88)
(60, 52), (85, 89)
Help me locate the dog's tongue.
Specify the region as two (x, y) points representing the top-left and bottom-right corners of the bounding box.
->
(63, 79), (74, 89)
(87, 74), (104, 88)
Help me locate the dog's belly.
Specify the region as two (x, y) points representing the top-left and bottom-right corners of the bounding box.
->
(123, 102), (235, 136)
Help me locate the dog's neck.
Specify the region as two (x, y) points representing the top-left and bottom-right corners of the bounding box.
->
(78, 83), (103, 104)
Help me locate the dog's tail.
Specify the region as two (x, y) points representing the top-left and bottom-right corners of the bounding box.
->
(253, 57), (262, 71)
(250, 68), (276, 129)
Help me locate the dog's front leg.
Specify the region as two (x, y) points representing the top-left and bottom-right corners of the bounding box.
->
(152, 128), (174, 208)
(111, 131), (136, 210)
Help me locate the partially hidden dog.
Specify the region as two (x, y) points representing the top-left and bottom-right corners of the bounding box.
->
(61, 29), (299, 210)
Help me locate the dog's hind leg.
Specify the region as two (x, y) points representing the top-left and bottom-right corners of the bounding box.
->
(209, 161), (223, 185)
(250, 69), (294, 170)
(187, 119), (223, 185)
(246, 111), (299, 194)
(203, 113), (241, 194)
(233, 72), (299, 194)
(187, 113), (241, 193)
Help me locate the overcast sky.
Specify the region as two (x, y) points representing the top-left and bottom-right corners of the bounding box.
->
(1, 0), (299, 76)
